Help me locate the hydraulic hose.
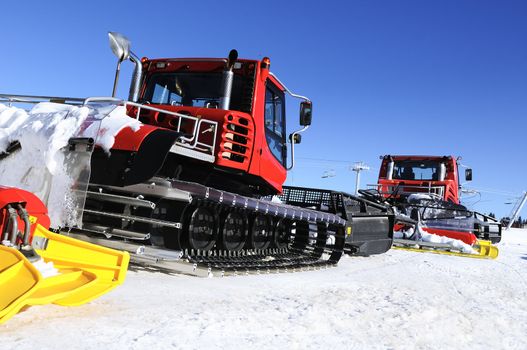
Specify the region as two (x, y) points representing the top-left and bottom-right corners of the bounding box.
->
(17, 204), (31, 246)
(7, 205), (19, 244)
(1, 207), (9, 241)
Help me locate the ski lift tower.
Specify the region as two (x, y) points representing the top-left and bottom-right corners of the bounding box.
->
(506, 191), (527, 230)
(352, 162), (370, 195)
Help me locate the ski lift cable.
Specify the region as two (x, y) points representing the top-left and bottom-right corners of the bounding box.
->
(463, 187), (519, 197)
(296, 162), (379, 172)
(298, 157), (355, 163)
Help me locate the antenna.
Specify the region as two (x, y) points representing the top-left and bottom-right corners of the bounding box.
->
(351, 161), (370, 195)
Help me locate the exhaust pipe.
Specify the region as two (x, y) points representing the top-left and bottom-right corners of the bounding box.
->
(128, 54), (143, 102)
(219, 49), (238, 110)
(439, 163), (447, 181)
(386, 156), (395, 180)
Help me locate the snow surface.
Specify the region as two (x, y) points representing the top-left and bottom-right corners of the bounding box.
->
(2, 229), (526, 350)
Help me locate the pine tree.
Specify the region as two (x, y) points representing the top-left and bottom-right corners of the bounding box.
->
(513, 216), (522, 228)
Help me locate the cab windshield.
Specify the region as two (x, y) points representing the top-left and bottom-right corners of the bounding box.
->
(393, 161), (442, 181)
(142, 72), (250, 112)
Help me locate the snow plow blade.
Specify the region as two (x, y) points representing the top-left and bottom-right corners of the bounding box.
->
(475, 240), (499, 259)
(0, 225), (129, 324)
(392, 238), (499, 259)
(32, 224), (130, 305)
(0, 246), (40, 324)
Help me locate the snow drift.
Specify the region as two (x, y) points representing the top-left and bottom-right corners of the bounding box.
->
(0, 102), (141, 228)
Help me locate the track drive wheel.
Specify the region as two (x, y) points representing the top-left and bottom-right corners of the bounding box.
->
(273, 218), (291, 249)
(219, 211), (248, 251)
(186, 206), (217, 251)
(247, 215), (272, 250)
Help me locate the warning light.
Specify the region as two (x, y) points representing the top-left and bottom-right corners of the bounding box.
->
(261, 57), (270, 69)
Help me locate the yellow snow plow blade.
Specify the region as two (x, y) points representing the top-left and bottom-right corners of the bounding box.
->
(0, 224), (129, 324)
(392, 239), (499, 259)
(32, 224), (130, 305)
(475, 240), (499, 259)
(0, 246), (41, 323)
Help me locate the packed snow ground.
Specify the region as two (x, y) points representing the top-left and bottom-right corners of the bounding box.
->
(2, 229), (526, 350)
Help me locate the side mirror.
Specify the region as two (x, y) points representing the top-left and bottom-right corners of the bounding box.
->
(108, 32), (132, 98)
(300, 101), (312, 126)
(465, 168), (473, 181)
(108, 32), (131, 62)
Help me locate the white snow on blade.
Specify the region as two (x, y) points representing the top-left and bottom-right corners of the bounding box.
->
(2, 228), (526, 349)
(393, 222), (477, 254)
(32, 258), (59, 278)
(0, 102), (142, 228)
(391, 204), (476, 253)
(418, 224), (477, 254)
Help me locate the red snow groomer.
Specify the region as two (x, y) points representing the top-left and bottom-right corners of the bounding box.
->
(359, 155), (501, 258)
(67, 32), (394, 274)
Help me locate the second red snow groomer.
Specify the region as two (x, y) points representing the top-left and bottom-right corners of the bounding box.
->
(371, 155), (501, 248)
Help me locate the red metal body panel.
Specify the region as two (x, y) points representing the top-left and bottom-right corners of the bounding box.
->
(217, 111), (255, 172)
(111, 124), (166, 152)
(128, 105), (256, 172)
(0, 186), (50, 242)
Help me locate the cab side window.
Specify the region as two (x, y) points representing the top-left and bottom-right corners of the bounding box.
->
(264, 82), (286, 165)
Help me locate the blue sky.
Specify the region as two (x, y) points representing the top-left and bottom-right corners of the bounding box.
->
(1, 0), (526, 218)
